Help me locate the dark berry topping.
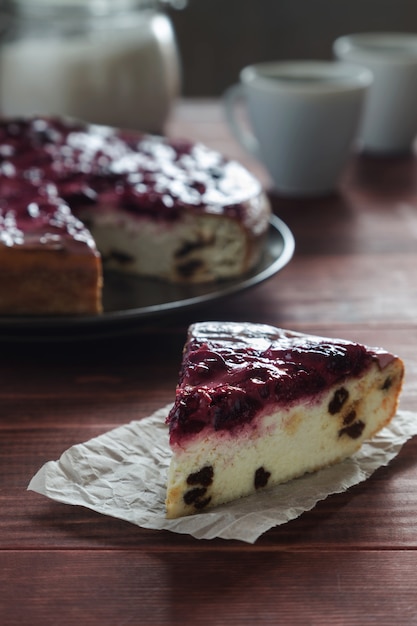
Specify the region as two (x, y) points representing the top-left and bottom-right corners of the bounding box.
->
(0, 116), (262, 252)
(184, 348), (227, 382)
(167, 323), (382, 444)
(212, 387), (260, 430)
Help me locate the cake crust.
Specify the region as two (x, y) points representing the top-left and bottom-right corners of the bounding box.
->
(0, 189), (102, 314)
(166, 322), (404, 518)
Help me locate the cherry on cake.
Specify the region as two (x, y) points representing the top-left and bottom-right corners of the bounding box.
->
(0, 117), (271, 315)
(165, 322), (404, 518)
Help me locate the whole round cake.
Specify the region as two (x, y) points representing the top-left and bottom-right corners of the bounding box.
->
(0, 117), (271, 315)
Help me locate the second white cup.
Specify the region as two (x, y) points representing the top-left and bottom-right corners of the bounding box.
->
(224, 60), (372, 196)
(334, 32), (417, 154)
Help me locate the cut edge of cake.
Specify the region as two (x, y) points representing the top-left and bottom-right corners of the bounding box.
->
(79, 202), (270, 285)
(0, 247), (103, 315)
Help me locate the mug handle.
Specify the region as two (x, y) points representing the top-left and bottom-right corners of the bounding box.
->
(223, 84), (260, 157)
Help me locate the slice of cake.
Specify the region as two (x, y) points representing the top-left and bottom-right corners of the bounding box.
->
(0, 117), (271, 314)
(165, 322), (404, 518)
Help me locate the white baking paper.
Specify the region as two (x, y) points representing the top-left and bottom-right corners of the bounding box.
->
(28, 406), (417, 543)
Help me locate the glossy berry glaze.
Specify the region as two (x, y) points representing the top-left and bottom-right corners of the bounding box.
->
(167, 322), (395, 445)
(0, 179), (97, 253)
(0, 117), (265, 252)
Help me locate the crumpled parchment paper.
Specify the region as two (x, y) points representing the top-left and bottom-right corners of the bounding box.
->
(28, 406), (417, 543)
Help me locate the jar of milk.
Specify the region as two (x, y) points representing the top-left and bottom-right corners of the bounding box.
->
(0, 0), (183, 132)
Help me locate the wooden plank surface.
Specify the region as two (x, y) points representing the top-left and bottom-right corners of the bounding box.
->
(1, 100), (417, 625)
(2, 551), (417, 625)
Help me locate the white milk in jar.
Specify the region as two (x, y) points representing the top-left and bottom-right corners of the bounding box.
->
(0, 0), (182, 133)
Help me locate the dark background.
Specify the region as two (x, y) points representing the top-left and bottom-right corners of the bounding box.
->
(169, 0), (417, 96)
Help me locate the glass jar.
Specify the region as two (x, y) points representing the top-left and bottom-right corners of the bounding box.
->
(0, 0), (183, 132)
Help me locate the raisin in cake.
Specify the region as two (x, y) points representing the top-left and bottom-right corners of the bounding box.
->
(0, 117), (271, 315)
(165, 322), (404, 518)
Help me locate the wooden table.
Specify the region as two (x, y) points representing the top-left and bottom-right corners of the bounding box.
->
(2, 100), (417, 625)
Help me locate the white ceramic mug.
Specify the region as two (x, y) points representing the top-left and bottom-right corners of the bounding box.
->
(224, 60), (372, 196)
(334, 32), (417, 154)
